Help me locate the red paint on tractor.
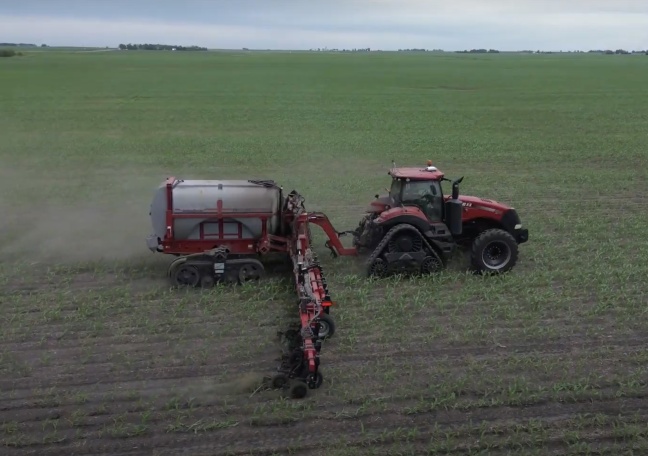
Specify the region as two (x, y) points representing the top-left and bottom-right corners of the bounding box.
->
(374, 205), (429, 225)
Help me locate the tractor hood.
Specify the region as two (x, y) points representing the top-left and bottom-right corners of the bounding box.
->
(367, 194), (391, 213)
(453, 195), (512, 212)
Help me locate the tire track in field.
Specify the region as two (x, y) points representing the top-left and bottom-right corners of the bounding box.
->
(0, 362), (276, 392)
(327, 335), (648, 364)
(9, 381), (648, 431)
(7, 395), (647, 456)
(0, 318), (281, 347)
(2, 360), (648, 434)
(2, 332), (277, 362)
(3, 334), (645, 395)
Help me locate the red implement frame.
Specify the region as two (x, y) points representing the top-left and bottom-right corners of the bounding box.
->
(289, 212), (332, 377)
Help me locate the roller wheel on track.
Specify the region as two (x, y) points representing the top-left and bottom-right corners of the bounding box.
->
(470, 228), (519, 274)
(367, 257), (387, 278)
(420, 254), (443, 275)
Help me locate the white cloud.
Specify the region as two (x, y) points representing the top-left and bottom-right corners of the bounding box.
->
(1, 3), (647, 51)
(0, 15), (438, 49)
(346, 0), (648, 15)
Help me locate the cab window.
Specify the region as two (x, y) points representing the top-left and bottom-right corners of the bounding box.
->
(401, 180), (442, 220)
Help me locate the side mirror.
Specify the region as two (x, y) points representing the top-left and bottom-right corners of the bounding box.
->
(451, 176), (463, 200)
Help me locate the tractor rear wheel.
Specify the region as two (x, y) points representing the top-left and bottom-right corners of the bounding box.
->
(470, 228), (518, 274)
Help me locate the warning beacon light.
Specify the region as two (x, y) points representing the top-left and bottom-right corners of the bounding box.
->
(425, 160), (437, 172)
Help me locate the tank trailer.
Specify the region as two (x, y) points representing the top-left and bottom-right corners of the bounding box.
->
(146, 160), (529, 398)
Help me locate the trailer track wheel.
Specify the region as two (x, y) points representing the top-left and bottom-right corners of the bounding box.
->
(200, 274), (215, 288)
(470, 228), (519, 274)
(317, 314), (336, 339)
(238, 262), (264, 284)
(171, 264), (201, 287)
(289, 381), (308, 399)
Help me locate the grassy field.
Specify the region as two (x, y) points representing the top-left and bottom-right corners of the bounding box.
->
(1, 49), (648, 455)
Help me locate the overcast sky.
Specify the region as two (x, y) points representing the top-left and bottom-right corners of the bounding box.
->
(1, 0), (647, 51)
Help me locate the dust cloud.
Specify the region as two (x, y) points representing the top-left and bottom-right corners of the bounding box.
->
(0, 163), (164, 265)
(137, 372), (273, 407)
(176, 372), (269, 397)
(0, 202), (153, 264)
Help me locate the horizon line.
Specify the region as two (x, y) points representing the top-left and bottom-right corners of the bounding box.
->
(3, 43), (647, 53)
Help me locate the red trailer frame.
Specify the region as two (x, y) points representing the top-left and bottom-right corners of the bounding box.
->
(156, 177), (357, 258)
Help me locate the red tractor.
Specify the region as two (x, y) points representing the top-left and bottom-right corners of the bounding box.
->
(147, 160), (528, 285)
(344, 160), (529, 277)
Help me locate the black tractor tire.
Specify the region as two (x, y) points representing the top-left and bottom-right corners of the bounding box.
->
(317, 314), (335, 339)
(470, 228), (519, 274)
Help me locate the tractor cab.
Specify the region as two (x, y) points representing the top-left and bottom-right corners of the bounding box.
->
(386, 161), (448, 222)
(367, 160), (463, 236)
(388, 175), (443, 221)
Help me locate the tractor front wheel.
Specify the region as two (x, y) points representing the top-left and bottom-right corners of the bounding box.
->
(470, 229), (519, 274)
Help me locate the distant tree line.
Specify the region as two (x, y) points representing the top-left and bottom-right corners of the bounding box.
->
(591, 49), (631, 54)
(118, 43), (207, 51)
(455, 49), (500, 53)
(0, 42), (38, 47)
(0, 49), (23, 57)
(536, 49), (645, 55)
(444, 48), (646, 55)
(389, 48), (647, 55)
(307, 47), (371, 52)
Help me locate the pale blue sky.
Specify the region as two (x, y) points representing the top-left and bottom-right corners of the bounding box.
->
(1, 0), (647, 51)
